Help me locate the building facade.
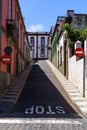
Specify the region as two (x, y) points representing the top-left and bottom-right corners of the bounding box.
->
(56, 10), (87, 97)
(24, 35), (30, 67)
(48, 26), (54, 61)
(0, 0), (30, 97)
(28, 32), (49, 60)
(50, 16), (64, 67)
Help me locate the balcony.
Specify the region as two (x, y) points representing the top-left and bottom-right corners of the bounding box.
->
(6, 19), (18, 43)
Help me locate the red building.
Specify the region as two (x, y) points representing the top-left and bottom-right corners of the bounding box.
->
(0, 0), (29, 96)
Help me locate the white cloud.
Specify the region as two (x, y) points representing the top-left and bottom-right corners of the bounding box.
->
(28, 24), (44, 32)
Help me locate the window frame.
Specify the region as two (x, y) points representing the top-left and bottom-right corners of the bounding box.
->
(41, 37), (45, 47)
(30, 37), (34, 47)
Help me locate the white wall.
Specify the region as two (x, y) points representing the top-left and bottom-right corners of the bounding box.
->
(28, 34), (49, 59)
(28, 36), (36, 58)
(57, 34), (86, 96)
(68, 40), (87, 96)
(38, 36), (48, 59)
(69, 56), (83, 95)
(57, 34), (64, 66)
(58, 35), (84, 95)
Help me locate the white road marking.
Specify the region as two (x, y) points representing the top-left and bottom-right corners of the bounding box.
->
(25, 106), (66, 115)
(0, 119), (82, 124)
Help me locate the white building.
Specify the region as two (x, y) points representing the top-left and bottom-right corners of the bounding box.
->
(27, 32), (49, 60)
(57, 10), (87, 97)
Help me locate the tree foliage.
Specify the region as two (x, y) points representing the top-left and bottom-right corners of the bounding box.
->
(62, 23), (87, 42)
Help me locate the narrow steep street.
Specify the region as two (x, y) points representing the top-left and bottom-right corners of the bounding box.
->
(13, 60), (81, 118)
(1, 0), (87, 129)
(0, 60), (87, 129)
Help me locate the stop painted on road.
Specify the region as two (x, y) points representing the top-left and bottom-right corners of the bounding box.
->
(25, 106), (66, 115)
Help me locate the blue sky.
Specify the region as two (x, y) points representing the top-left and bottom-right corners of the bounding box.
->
(19, 0), (87, 32)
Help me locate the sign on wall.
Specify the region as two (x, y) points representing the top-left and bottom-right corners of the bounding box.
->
(74, 47), (84, 58)
(1, 54), (12, 65)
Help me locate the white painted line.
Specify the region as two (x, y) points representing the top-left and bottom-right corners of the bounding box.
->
(25, 106), (66, 115)
(0, 119), (82, 124)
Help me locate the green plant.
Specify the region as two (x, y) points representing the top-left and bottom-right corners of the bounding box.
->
(67, 42), (74, 48)
(62, 23), (87, 42)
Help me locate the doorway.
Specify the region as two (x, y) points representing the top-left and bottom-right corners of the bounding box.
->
(64, 40), (68, 79)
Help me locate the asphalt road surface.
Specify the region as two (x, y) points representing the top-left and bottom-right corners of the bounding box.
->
(13, 60), (82, 119)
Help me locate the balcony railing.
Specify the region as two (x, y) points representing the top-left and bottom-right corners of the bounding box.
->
(6, 19), (18, 43)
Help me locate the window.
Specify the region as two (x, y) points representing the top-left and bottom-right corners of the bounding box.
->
(41, 48), (45, 57)
(16, 12), (19, 30)
(48, 37), (49, 44)
(8, 0), (12, 19)
(20, 24), (22, 50)
(30, 37), (34, 47)
(60, 47), (62, 66)
(58, 51), (59, 68)
(69, 44), (74, 58)
(41, 37), (45, 47)
(33, 49), (34, 57)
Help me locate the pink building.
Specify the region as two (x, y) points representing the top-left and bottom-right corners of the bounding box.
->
(0, 0), (28, 96)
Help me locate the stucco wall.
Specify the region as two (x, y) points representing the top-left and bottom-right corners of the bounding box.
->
(0, 71), (12, 97)
(69, 56), (83, 95)
(57, 34), (65, 74)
